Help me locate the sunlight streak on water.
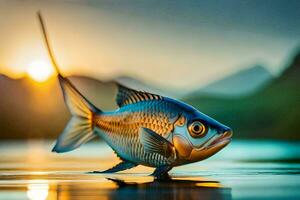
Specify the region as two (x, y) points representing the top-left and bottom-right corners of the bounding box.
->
(26, 180), (49, 200)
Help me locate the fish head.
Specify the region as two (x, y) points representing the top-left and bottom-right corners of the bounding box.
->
(172, 110), (232, 163)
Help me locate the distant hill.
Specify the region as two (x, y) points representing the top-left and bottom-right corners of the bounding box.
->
(116, 76), (184, 98)
(116, 76), (167, 95)
(0, 75), (116, 139)
(183, 50), (300, 140)
(187, 65), (273, 98)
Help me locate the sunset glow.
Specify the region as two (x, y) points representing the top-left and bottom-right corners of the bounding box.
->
(27, 181), (49, 200)
(27, 60), (54, 82)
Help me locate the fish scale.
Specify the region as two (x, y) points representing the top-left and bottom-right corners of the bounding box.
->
(95, 100), (179, 167)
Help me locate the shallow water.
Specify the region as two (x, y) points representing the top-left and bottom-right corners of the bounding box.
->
(0, 140), (299, 200)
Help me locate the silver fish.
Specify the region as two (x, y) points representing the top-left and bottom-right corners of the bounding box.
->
(38, 12), (233, 179)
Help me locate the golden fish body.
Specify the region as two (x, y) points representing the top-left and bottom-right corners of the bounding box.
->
(94, 100), (179, 167)
(37, 12), (233, 178)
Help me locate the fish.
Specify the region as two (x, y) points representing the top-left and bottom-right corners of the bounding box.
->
(37, 12), (233, 179)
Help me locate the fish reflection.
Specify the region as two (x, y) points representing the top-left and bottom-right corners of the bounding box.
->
(53, 176), (231, 200)
(106, 177), (232, 200)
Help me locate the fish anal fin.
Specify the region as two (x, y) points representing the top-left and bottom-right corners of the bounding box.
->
(91, 160), (137, 173)
(139, 127), (174, 158)
(116, 83), (163, 107)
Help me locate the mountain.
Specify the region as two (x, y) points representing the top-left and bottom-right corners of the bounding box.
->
(0, 75), (116, 139)
(116, 76), (167, 95)
(116, 76), (184, 98)
(187, 65), (273, 98)
(183, 50), (300, 140)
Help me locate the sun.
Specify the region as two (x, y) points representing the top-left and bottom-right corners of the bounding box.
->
(27, 60), (54, 82)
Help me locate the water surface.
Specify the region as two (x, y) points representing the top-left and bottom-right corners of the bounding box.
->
(0, 140), (299, 200)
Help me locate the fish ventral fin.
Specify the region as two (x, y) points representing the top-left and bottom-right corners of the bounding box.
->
(139, 128), (174, 158)
(92, 160), (137, 173)
(116, 83), (163, 107)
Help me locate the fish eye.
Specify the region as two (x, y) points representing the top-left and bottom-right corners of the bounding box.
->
(188, 121), (206, 138)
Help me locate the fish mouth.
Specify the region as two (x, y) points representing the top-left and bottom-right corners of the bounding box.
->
(208, 130), (233, 149)
(187, 130), (233, 161)
(197, 130), (233, 151)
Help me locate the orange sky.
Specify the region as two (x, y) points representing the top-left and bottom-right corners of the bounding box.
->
(0, 1), (299, 89)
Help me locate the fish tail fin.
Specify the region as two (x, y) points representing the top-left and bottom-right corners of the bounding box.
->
(37, 11), (102, 153)
(37, 11), (61, 76)
(53, 76), (102, 153)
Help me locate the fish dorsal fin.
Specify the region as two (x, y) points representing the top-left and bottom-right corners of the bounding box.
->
(116, 83), (163, 107)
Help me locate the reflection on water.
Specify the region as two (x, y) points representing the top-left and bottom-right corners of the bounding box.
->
(105, 177), (231, 200)
(21, 176), (231, 200)
(27, 181), (49, 200)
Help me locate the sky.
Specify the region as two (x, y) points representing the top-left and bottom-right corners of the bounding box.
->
(0, 0), (299, 89)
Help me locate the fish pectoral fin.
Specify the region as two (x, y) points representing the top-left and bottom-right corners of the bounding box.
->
(139, 127), (174, 158)
(91, 160), (137, 173)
